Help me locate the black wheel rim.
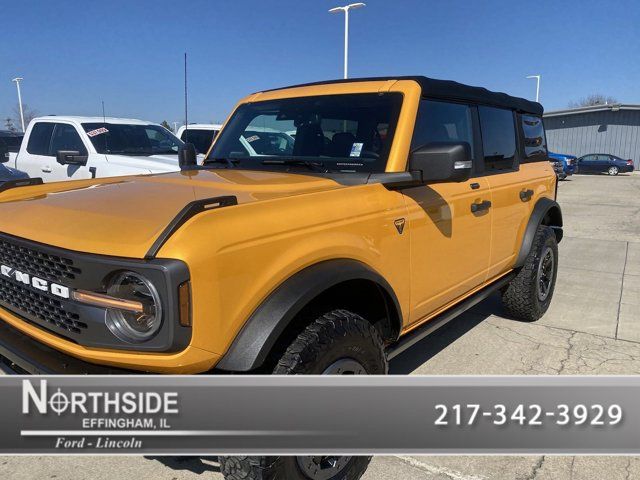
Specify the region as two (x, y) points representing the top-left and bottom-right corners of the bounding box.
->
(296, 455), (353, 480)
(537, 246), (555, 302)
(321, 358), (367, 375)
(295, 358), (366, 478)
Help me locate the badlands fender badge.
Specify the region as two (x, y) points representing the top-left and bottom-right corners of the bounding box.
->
(394, 218), (406, 234)
(0, 264), (70, 299)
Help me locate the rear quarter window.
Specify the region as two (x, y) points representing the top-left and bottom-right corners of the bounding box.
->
(521, 114), (547, 161)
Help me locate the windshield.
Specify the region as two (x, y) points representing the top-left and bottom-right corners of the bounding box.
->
(82, 123), (184, 155)
(207, 93), (403, 173)
(180, 128), (219, 154)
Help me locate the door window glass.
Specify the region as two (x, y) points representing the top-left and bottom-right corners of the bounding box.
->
(411, 100), (474, 152)
(478, 106), (517, 171)
(50, 124), (87, 155)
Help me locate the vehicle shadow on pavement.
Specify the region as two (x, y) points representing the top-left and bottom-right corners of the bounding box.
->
(389, 294), (503, 374)
(144, 456), (220, 474)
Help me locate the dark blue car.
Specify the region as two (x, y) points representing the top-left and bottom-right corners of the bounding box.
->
(0, 133), (29, 185)
(548, 152), (577, 177)
(0, 163), (29, 184)
(577, 154), (635, 176)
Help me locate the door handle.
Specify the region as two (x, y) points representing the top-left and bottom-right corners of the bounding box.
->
(471, 200), (492, 213)
(519, 189), (534, 201)
(41, 166), (52, 173)
(469, 182), (480, 190)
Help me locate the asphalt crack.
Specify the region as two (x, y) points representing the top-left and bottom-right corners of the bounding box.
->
(558, 331), (577, 374)
(519, 455), (546, 480)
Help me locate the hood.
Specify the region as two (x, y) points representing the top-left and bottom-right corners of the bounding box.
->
(0, 169), (345, 258)
(105, 153), (180, 172)
(0, 164), (29, 181)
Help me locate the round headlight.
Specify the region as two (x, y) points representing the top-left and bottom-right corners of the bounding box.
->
(105, 271), (162, 343)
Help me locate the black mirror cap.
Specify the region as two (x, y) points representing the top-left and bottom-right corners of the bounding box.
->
(409, 142), (472, 183)
(56, 150), (88, 166)
(178, 143), (198, 169)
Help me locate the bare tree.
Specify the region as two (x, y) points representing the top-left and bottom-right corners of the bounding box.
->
(569, 94), (619, 108)
(12, 103), (39, 129)
(4, 117), (16, 132)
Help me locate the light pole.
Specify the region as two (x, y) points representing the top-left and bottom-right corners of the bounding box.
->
(526, 75), (541, 103)
(12, 77), (25, 132)
(329, 3), (366, 79)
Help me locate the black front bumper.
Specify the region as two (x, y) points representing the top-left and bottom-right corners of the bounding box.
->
(0, 319), (133, 375)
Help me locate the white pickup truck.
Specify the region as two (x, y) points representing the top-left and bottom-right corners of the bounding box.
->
(5, 116), (182, 182)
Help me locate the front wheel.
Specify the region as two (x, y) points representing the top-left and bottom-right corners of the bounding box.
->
(608, 166), (619, 176)
(502, 225), (558, 322)
(220, 310), (386, 480)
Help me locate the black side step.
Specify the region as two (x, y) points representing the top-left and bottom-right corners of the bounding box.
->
(386, 272), (515, 360)
(145, 195), (238, 258)
(0, 177), (43, 194)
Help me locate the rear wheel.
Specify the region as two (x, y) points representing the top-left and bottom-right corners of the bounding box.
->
(502, 225), (558, 322)
(608, 166), (619, 176)
(220, 309), (386, 480)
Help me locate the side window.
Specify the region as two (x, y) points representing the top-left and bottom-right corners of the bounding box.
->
(478, 106), (517, 172)
(597, 154), (610, 162)
(50, 124), (87, 155)
(521, 114), (547, 160)
(411, 99), (475, 162)
(26, 123), (55, 156)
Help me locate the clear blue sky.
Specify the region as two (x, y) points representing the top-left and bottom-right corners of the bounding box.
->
(2, 0), (639, 125)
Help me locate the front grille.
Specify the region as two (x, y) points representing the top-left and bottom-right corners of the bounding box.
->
(0, 237), (81, 283)
(0, 275), (87, 335)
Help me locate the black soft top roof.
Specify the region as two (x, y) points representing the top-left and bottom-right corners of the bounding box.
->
(262, 76), (543, 116)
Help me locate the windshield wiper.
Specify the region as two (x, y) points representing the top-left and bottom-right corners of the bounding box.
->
(261, 158), (327, 173)
(203, 157), (240, 168)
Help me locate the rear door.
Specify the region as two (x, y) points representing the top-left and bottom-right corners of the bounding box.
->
(596, 154), (611, 172)
(482, 109), (548, 279)
(403, 99), (492, 324)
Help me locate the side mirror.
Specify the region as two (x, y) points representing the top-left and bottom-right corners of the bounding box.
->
(56, 150), (88, 166)
(409, 142), (472, 183)
(178, 143), (198, 169)
(0, 143), (8, 163)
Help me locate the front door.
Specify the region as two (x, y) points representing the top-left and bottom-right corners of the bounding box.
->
(47, 123), (93, 181)
(404, 99), (492, 325)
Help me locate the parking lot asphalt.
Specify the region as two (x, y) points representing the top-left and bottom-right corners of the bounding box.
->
(1, 173), (639, 479)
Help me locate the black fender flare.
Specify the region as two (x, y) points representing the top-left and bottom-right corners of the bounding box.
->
(215, 259), (402, 372)
(514, 197), (563, 268)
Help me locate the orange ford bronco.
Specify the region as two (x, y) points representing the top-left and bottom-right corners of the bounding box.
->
(0, 76), (561, 480)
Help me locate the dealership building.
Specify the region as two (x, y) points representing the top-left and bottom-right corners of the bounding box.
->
(543, 104), (640, 169)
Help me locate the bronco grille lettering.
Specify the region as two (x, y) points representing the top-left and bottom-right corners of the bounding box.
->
(0, 264), (70, 299)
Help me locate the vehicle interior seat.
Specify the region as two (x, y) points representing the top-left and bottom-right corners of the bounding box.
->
(293, 123), (325, 157)
(329, 132), (356, 157)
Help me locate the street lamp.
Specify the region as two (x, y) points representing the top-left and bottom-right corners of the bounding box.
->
(12, 77), (25, 132)
(329, 3), (366, 79)
(526, 75), (541, 103)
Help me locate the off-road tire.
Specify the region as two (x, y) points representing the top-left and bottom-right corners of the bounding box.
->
(220, 310), (385, 480)
(502, 225), (558, 322)
(220, 455), (371, 480)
